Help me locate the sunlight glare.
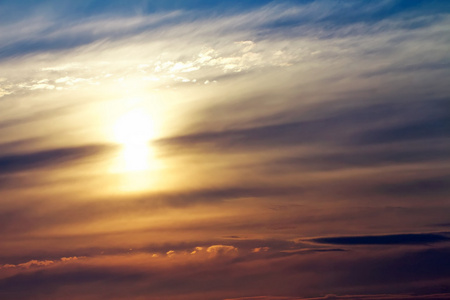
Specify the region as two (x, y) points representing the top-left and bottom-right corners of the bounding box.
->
(114, 109), (154, 146)
(108, 101), (166, 192)
(112, 108), (156, 173)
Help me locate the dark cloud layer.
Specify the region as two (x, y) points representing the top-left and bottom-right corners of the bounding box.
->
(159, 97), (450, 153)
(374, 175), (450, 197)
(1, 245), (450, 300)
(309, 233), (450, 245)
(0, 144), (115, 174)
(227, 294), (450, 300)
(275, 146), (450, 171)
(357, 116), (450, 145)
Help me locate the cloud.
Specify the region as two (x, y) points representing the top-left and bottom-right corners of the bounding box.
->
(0, 256), (84, 270)
(161, 245), (239, 258)
(1, 246), (450, 300)
(1, 260), (54, 269)
(274, 146), (450, 172)
(0, 144), (115, 175)
(0, 237), (310, 268)
(308, 233), (450, 245)
(0, 183), (308, 239)
(356, 115), (450, 145)
(373, 175), (450, 197)
(206, 245), (239, 257)
(225, 293), (450, 300)
(157, 96), (450, 155)
(0, 11), (183, 60)
(158, 119), (341, 151)
(252, 247), (270, 253)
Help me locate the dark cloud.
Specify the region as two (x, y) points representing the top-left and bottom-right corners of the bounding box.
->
(227, 293), (450, 300)
(284, 247), (450, 296)
(273, 145), (450, 172)
(262, 248), (347, 260)
(1, 245), (450, 300)
(159, 97), (450, 155)
(432, 223), (450, 228)
(374, 175), (450, 197)
(0, 143), (115, 175)
(309, 233), (450, 245)
(0, 266), (148, 299)
(357, 116), (450, 145)
(339, 247), (450, 286)
(159, 119), (335, 150)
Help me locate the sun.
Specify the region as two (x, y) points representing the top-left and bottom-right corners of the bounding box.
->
(113, 108), (154, 172)
(114, 109), (154, 146)
(109, 103), (165, 192)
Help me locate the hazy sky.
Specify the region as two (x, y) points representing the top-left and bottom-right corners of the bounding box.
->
(1, 1), (450, 299)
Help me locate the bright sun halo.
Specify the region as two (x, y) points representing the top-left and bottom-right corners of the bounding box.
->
(114, 109), (154, 145)
(113, 109), (154, 172)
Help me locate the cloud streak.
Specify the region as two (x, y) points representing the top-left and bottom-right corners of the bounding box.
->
(0, 144), (114, 174)
(309, 233), (450, 245)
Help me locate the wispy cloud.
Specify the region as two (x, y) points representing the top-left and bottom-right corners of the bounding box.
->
(0, 144), (114, 174)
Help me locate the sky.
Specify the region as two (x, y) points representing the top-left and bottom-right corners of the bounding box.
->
(0, 0), (450, 299)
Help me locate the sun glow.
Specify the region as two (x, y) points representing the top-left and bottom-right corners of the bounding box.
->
(114, 109), (154, 146)
(108, 106), (165, 192)
(113, 109), (154, 172)
(108, 95), (165, 193)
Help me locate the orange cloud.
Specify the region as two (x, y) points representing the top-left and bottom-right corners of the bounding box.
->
(0, 256), (85, 270)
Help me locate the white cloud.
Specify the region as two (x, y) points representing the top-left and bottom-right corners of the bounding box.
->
(206, 245), (238, 256)
(29, 83), (55, 90)
(1, 2), (447, 101)
(0, 87), (12, 98)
